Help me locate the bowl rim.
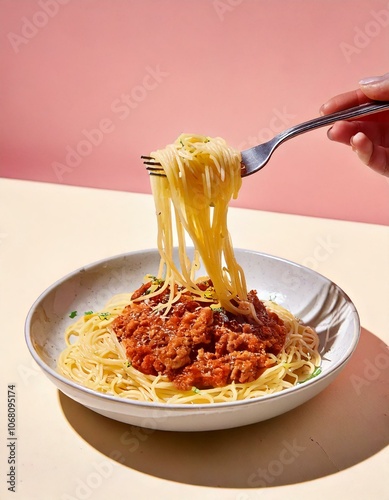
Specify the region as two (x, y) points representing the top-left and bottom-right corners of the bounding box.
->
(24, 248), (361, 411)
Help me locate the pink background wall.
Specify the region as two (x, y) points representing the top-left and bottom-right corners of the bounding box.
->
(1, 0), (388, 225)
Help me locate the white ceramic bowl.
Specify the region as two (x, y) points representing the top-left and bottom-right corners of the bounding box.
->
(25, 249), (360, 432)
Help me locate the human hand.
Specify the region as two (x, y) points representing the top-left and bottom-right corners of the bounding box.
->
(320, 72), (389, 177)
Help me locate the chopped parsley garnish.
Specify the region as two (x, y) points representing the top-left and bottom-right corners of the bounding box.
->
(84, 311), (93, 315)
(125, 361), (132, 368)
(144, 276), (165, 295)
(69, 311), (77, 319)
(192, 387), (200, 394)
(299, 367), (322, 384)
(150, 277), (164, 286)
(98, 312), (111, 320)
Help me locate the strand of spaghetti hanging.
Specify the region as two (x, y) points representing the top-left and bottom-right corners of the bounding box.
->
(142, 134), (264, 321)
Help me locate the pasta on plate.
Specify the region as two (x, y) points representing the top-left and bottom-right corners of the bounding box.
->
(58, 134), (321, 404)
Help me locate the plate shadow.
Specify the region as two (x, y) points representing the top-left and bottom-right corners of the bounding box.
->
(59, 327), (389, 488)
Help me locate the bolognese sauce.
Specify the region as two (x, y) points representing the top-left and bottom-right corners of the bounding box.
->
(111, 279), (287, 391)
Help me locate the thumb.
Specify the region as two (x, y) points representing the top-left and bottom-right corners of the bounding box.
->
(359, 72), (389, 100)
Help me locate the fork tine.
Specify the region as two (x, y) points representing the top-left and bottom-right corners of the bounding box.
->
(142, 156), (247, 177)
(141, 155), (166, 176)
(141, 155), (162, 166)
(145, 165), (163, 171)
(147, 170), (166, 177)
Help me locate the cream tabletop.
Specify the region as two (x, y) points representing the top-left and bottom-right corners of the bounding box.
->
(1, 178), (388, 500)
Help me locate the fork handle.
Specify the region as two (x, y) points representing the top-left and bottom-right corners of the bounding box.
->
(279, 101), (389, 141)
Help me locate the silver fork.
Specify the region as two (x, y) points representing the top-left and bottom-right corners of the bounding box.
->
(142, 101), (389, 177)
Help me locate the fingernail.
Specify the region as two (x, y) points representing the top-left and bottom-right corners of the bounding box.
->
(319, 105), (328, 116)
(359, 72), (389, 86)
(350, 132), (364, 152)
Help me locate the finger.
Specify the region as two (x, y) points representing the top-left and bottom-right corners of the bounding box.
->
(327, 121), (361, 145)
(350, 132), (389, 177)
(320, 89), (370, 115)
(359, 72), (389, 101)
(327, 119), (389, 147)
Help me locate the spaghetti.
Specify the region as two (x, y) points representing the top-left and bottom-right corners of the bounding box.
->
(58, 293), (320, 403)
(57, 134), (321, 404)
(148, 134), (248, 317)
